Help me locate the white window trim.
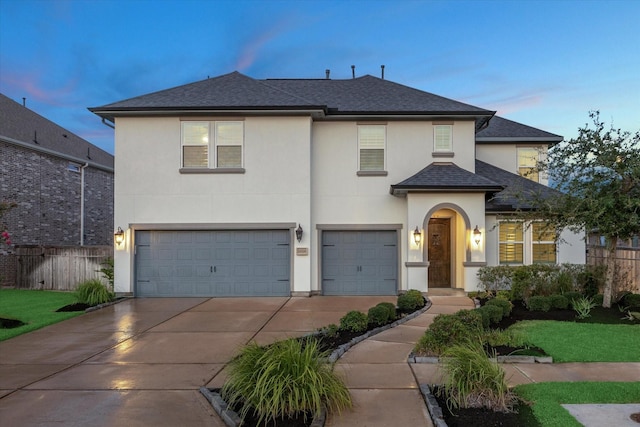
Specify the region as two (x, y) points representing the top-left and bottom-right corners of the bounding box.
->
(357, 124), (386, 173)
(498, 220), (558, 265)
(180, 120), (244, 170)
(433, 124), (453, 152)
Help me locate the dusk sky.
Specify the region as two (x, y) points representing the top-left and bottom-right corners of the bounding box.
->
(1, 0), (638, 155)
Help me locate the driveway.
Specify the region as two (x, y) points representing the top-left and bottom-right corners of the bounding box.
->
(0, 296), (396, 427)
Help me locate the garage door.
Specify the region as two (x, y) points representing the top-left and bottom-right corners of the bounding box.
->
(322, 230), (398, 295)
(135, 230), (290, 297)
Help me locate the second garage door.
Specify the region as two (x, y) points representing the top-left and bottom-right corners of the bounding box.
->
(135, 230), (290, 297)
(322, 230), (398, 295)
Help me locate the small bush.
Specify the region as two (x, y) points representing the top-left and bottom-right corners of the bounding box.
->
(623, 293), (640, 308)
(339, 310), (368, 333)
(573, 296), (596, 319)
(495, 290), (511, 301)
(367, 305), (390, 327)
(441, 341), (516, 411)
(221, 338), (352, 425)
(593, 294), (604, 306)
(415, 310), (483, 356)
(477, 265), (514, 294)
(477, 305), (503, 326)
(549, 294), (569, 310)
(563, 291), (583, 307)
(485, 298), (512, 317)
(74, 279), (114, 306)
(483, 328), (528, 348)
(578, 265), (606, 297)
(397, 289), (425, 312)
(555, 270), (574, 294)
(527, 295), (552, 312)
(376, 302), (397, 321)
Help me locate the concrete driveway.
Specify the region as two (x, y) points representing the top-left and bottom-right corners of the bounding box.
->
(0, 296), (399, 427)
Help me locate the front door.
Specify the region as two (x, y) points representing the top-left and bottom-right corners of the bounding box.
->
(428, 218), (451, 288)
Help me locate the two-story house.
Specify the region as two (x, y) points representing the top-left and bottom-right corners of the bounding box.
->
(0, 93), (114, 286)
(90, 71), (584, 297)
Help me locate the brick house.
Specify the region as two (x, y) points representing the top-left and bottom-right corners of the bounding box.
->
(0, 93), (114, 285)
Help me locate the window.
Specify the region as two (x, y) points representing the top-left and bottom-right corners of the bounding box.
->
(517, 147), (539, 182)
(499, 220), (557, 265)
(532, 222), (557, 263)
(499, 222), (523, 264)
(181, 121), (243, 169)
(434, 125), (452, 152)
(358, 125), (385, 171)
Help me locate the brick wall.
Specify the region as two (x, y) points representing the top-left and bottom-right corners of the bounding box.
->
(0, 142), (113, 285)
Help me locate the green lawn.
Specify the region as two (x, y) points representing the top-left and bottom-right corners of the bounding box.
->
(0, 289), (83, 341)
(509, 320), (640, 362)
(515, 382), (640, 427)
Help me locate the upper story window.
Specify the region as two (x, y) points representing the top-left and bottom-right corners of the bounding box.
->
(433, 125), (453, 152)
(358, 125), (386, 173)
(517, 147), (539, 182)
(499, 220), (557, 265)
(181, 121), (244, 170)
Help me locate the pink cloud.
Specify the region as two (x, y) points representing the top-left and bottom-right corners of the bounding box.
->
(234, 17), (294, 71)
(0, 71), (77, 107)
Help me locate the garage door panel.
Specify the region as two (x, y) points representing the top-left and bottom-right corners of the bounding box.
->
(322, 230), (397, 296)
(135, 230), (290, 297)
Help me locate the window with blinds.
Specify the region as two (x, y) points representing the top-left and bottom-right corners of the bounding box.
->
(499, 222), (524, 264)
(434, 125), (452, 152)
(181, 121), (243, 169)
(358, 125), (385, 171)
(518, 147), (539, 182)
(532, 222), (556, 263)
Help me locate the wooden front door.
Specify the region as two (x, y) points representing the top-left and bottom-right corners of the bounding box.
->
(428, 218), (451, 288)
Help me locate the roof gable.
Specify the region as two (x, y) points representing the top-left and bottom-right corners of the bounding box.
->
(390, 162), (504, 195)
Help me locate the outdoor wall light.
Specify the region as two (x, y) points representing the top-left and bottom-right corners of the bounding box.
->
(295, 224), (303, 243)
(473, 225), (482, 246)
(413, 226), (422, 245)
(114, 227), (125, 245)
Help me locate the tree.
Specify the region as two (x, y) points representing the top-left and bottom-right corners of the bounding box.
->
(526, 112), (640, 307)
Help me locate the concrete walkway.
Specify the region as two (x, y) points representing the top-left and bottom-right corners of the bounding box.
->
(1, 294), (638, 426)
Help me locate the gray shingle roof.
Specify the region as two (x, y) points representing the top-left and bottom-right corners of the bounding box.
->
(390, 162), (504, 195)
(90, 71), (495, 123)
(477, 116), (562, 142)
(475, 159), (560, 211)
(0, 94), (113, 168)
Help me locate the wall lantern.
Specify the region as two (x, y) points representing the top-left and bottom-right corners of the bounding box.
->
(473, 225), (482, 246)
(413, 226), (422, 245)
(114, 227), (125, 245)
(295, 224), (303, 243)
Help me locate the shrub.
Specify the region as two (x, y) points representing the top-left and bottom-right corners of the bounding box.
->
(477, 265), (514, 294)
(485, 298), (512, 317)
(483, 328), (528, 348)
(97, 258), (114, 291)
(573, 296), (596, 319)
(414, 310), (483, 356)
(397, 289), (425, 312)
(339, 310), (368, 333)
(376, 302), (397, 321)
(527, 295), (552, 312)
(74, 279), (114, 306)
(563, 291), (583, 307)
(549, 294), (569, 310)
(495, 290), (511, 301)
(221, 338), (352, 425)
(623, 294), (640, 308)
(440, 341), (516, 411)
(477, 305), (503, 326)
(555, 270), (574, 294)
(367, 305), (390, 327)
(593, 294), (604, 306)
(577, 265), (606, 297)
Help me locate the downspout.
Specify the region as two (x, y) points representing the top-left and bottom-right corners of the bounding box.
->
(101, 118), (115, 129)
(80, 163), (89, 245)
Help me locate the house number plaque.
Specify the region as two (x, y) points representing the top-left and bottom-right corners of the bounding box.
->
(296, 247), (309, 256)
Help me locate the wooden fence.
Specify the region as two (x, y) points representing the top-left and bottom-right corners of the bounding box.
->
(586, 245), (640, 293)
(15, 245), (112, 290)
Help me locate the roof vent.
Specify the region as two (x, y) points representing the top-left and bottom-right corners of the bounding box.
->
(33, 130), (38, 144)
(22, 97), (26, 107)
(381, 65), (385, 79)
(325, 69), (330, 79)
(351, 65), (355, 79)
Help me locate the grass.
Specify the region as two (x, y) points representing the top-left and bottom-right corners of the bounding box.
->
(509, 320), (640, 362)
(515, 382), (640, 427)
(0, 289), (82, 341)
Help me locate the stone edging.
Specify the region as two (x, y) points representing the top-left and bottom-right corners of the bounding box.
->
(85, 297), (131, 313)
(199, 298), (433, 427)
(419, 384), (448, 427)
(409, 354), (552, 364)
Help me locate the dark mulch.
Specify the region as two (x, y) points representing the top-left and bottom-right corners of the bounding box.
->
(432, 386), (541, 427)
(56, 302), (92, 312)
(0, 317), (26, 328)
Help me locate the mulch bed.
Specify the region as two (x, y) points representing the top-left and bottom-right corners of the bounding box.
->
(56, 302), (92, 312)
(0, 317), (26, 328)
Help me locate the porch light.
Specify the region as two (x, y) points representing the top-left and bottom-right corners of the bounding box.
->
(114, 227), (125, 245)
(413, 226), (422, 245)
(473, 225), (482, 246)
(295, 224), (303, 242)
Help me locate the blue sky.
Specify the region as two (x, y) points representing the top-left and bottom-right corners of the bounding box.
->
(1, 0), (638, 155)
